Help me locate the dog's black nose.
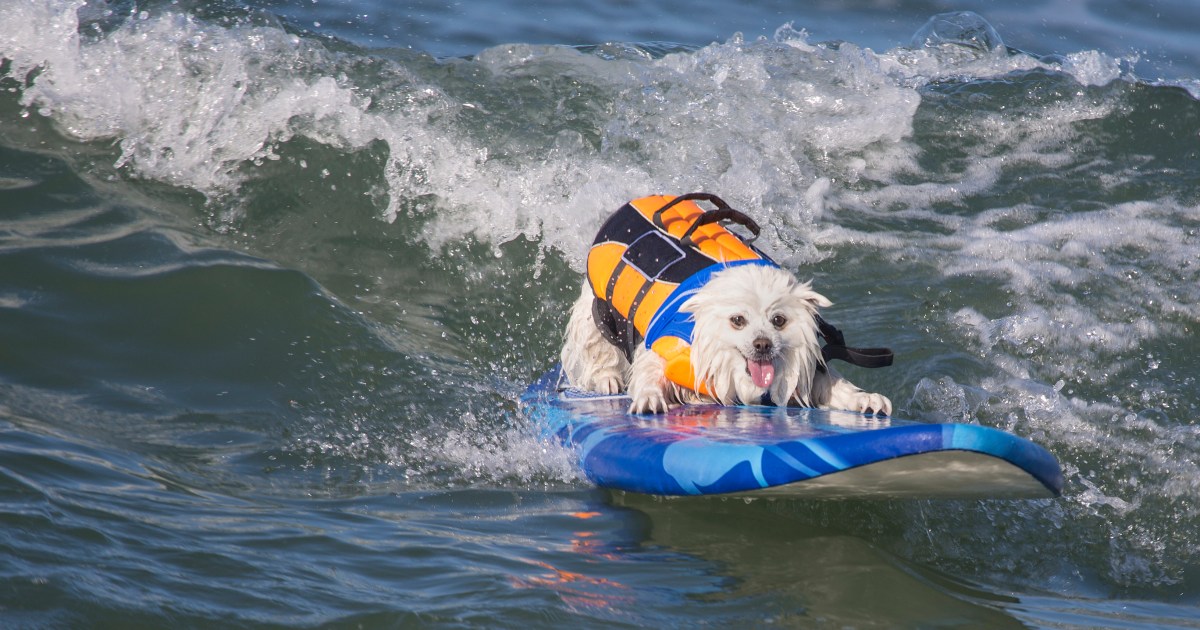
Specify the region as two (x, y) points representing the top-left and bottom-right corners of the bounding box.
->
(753, 337), (772, 354)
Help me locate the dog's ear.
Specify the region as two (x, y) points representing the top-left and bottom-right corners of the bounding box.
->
(792, 281), (833, 309)
(807, 292), (832, 309)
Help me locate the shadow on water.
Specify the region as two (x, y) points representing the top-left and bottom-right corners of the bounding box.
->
(608, 491), (1027, 628)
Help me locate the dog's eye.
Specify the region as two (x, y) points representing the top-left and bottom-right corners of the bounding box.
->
(730, 315), (747, 330)
(771, 314), (788, 329)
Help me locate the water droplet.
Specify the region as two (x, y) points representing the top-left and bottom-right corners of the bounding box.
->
(911, 11), (1004, 53)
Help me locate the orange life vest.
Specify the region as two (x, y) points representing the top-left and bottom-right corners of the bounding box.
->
(586, 193), (775, 395)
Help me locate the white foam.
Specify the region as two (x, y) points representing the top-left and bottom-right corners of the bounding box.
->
(942, 200), (1198, 380)
(906, 373), (1200, 586)
(4, 1), (1141, 271)
(429, 411), (583, 486)
(7, 4), (1190, 388)
(1061, 50), (1129, 86)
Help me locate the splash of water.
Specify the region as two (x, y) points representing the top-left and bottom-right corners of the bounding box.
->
(3, 2), (1141, 267)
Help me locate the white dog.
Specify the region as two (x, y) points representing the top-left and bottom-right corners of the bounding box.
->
(562, 256), (892, 415)
(561, 194), (892, 415)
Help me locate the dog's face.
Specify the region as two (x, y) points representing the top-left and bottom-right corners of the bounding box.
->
(681, 264), (830, 405)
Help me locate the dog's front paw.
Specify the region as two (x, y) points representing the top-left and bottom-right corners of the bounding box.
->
(851, 391), (892, 416)
(628, 389), (670, 414)
(583, 371), (624, 395)
(595, 375), (623, 395)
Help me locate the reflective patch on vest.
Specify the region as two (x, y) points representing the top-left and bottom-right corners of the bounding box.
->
(622, 231), (686, 281)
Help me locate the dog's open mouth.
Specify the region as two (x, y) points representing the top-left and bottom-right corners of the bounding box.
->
(746, 358), (775, 388)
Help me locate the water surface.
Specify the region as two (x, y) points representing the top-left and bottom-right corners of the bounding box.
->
(2, 0), (1199, 626)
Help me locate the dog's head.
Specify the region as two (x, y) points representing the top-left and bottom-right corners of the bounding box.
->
(681, 264), (829, 406)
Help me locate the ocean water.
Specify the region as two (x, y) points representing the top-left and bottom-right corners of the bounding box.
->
(2, 0), (1199, 627)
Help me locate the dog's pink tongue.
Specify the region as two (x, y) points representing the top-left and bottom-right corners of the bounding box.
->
(748, 359), (775, 388)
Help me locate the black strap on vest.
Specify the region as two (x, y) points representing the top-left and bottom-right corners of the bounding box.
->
(814, 314), (894, 369)
(651, 193), (762, 246)
(679, 207), (761, 247)
(593, 298), (639, 362)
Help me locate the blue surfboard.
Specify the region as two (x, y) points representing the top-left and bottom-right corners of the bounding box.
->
(521, 368), (1063, 499)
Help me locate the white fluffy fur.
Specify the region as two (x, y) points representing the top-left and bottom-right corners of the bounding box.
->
(561, 264), (892, 416)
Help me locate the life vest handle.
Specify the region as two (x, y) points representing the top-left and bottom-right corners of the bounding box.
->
(651, 193), (762, 246)
(651, 192), (729, 228)
(679, 208), (761, 247)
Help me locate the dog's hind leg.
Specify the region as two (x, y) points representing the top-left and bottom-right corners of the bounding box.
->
(560, 284), (628, 394)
